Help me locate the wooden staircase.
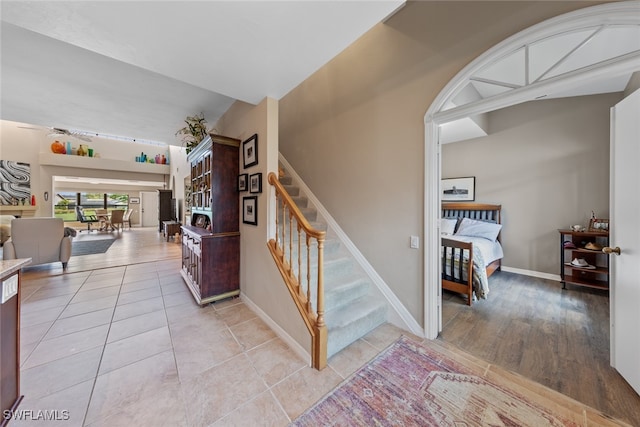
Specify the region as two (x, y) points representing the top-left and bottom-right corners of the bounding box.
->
(268, 167), (387, 369)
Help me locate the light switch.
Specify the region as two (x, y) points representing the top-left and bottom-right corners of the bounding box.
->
(2, 274), (18, 304)
(410, 235), (419, 249)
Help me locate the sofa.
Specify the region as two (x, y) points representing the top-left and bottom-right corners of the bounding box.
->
(2, 217), (72, 269)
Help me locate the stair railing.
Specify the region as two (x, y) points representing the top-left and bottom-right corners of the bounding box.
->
(267, 172), (327, 370)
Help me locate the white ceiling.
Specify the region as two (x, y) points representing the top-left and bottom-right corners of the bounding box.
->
(1, 0), (405, 145)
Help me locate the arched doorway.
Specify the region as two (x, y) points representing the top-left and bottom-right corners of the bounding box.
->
(423, 1), (640, 339)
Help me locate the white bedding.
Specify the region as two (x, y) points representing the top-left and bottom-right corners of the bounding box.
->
(442, 234), (504, 300)
(445, 234), (504, 265)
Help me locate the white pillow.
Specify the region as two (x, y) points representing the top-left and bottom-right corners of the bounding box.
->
(455, 217), (502, 241)
(440, 218), (458, 235)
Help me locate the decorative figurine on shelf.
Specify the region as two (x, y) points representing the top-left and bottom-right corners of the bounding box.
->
(51, 140), (66, 154)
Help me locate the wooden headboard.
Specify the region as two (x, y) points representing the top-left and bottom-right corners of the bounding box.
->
(442, 202), (502, 224)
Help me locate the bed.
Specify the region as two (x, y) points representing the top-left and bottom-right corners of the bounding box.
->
(441, 203), (503, 305)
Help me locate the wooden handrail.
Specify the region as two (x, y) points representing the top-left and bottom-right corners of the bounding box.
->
(267, 172), (327, 369)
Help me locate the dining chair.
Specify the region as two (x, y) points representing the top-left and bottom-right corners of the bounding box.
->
(95, 209), (109, 230)
(109, 209), (125, 231)
(123, 209), (134, 229)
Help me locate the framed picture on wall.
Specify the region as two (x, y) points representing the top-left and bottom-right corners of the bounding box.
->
(249, 173), (262, 194)
(242, 196), (258, 225)
(238, 174), (248, 192)
(242, 133), (258, 169)
(441, 177), (475, 201)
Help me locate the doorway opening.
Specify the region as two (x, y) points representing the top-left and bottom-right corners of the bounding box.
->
(423, 1), (640, 339)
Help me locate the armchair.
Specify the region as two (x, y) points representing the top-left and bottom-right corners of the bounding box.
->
(2, 218), (72, 269)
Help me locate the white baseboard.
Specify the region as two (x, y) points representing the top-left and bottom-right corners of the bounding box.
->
(501, 266), (561, 282)
(240, 292), (311, 366)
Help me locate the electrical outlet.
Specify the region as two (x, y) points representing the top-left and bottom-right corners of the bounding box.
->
(410, 235), (419, 249)
(2, 274), (18, 304)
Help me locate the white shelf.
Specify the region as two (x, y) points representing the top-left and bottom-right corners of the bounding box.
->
(0, 206), (37, 217)
(39, 152), (170, 174)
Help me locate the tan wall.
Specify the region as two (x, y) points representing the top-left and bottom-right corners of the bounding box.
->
(217, 98), (311, 357)
(442, 94), (620, 275)
(279, 1), (605, 326)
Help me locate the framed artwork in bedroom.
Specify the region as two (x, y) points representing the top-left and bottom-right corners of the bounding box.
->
(442, 176), (475, 201)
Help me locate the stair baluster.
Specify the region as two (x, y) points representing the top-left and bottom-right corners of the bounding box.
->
(267, 172), (327, 369)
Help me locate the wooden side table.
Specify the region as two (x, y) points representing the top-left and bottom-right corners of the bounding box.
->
(163, 221), (181, 242)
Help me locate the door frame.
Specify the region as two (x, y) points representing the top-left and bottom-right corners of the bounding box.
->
(423, 1), (640, 339)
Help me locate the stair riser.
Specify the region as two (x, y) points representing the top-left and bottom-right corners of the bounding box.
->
(327, 303), (387, 358)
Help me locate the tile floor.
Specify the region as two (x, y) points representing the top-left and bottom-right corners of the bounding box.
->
(13, 231), (409, 426)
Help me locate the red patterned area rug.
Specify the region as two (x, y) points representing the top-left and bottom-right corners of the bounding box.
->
(292, 336), (628, 427)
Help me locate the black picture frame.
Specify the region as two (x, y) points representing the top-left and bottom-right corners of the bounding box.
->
(242, 196), (258, 225)
(441, 176), (475, 202)
(242, 133), (258, 169)
(238, 173), (248, 192)
(249, 173), (262, 194)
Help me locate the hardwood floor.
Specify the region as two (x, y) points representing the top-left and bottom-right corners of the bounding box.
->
(439, 270), (640, 426)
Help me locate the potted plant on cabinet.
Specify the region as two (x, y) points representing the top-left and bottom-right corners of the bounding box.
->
(176, 113), (209, 154)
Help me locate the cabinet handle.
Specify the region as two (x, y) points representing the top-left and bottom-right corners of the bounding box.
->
(602, 246), (621, 256)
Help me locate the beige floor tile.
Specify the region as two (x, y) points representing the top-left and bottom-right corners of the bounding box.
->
(59, 295), (118, 319)
(172, 328), (243, 380)
(119, 277), (160, 293)
(111, 295), (164, 321)
(211, 296), (243, 311)
(162, 289), (194, 308)
(21, 293), (74, 313)
(328, 338), (380, 378)
(45, 307), (114, 340)
(215, 302), (257, 326)
(116, 285), (162, 305)
(164, 299), (213, 325)
(76, 278), (122, 292)
(211, 391), (290, 427)
(164, 299), (199, 321)
(99, 326), (172, 374)
(23, 324), (109, 369)
(85, 350), (179, 425)
(70, 285), (121, 304)
(20, 346), (102, 400)
(107, 309), (167, 343)
(20, 304), (66, 328)
(10, 379), (94, 427)
(22, 284), (83, 302)
(20, 341), (39, 366)
(85, 383), (188, 427)
(361, 322), (408, 350)
(247, 338), (307, 387)
(122, 271), (158, 284)
(181, 353), (267, 426)
(230, 317), (277, 351)
(271, 365), (343, 420)
(20, 321), (54, 346)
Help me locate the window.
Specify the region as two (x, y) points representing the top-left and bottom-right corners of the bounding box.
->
(54, 192), (129, 221)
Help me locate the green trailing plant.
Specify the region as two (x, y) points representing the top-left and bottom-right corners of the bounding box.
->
(176, 113), (208, 154)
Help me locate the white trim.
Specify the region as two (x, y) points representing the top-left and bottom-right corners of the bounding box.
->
(500, 266), (561, 282)
(279, 155), (424, 337)
(423, 1), (639, 339)
(240, 292), (310, 366)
